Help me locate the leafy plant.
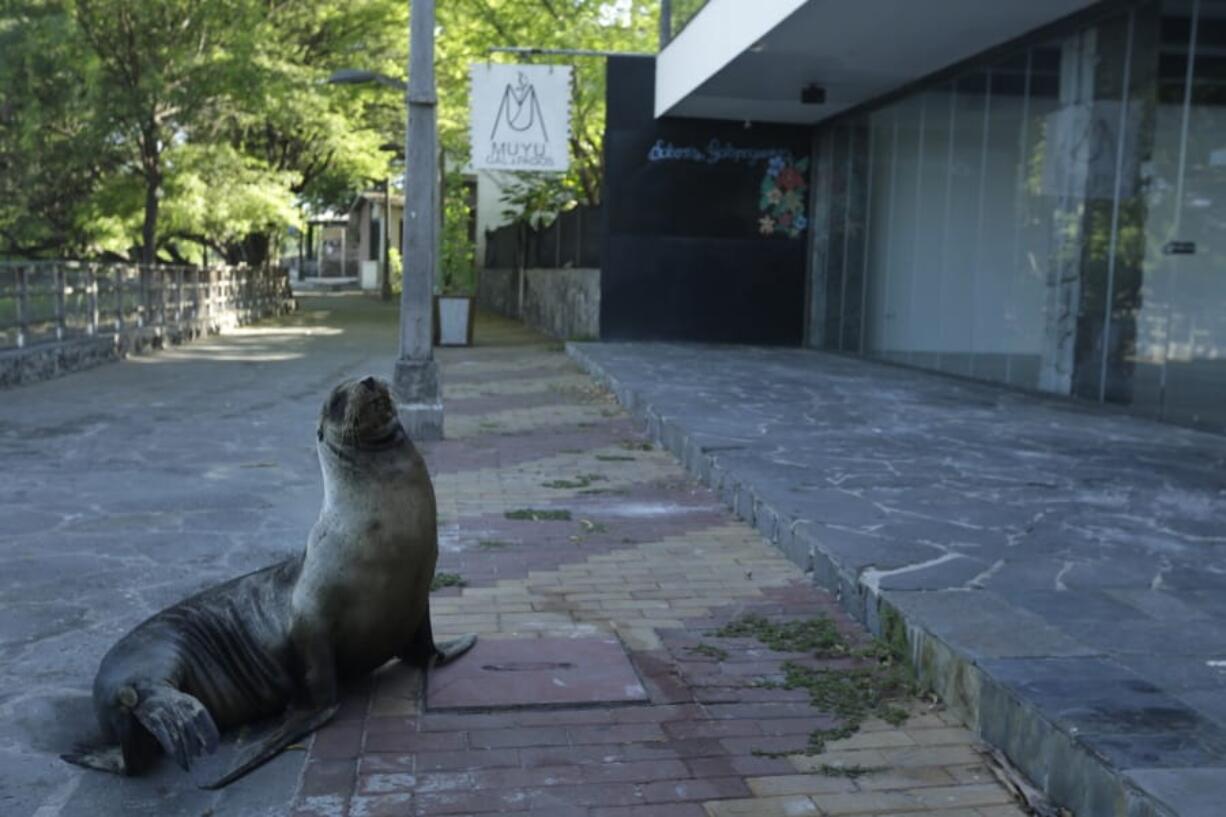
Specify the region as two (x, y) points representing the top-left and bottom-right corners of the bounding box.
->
(439, 166), (475, 294)
(498, 173), (579, 230)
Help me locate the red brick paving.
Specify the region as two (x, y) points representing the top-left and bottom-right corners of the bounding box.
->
(288, 321), (1023, 817)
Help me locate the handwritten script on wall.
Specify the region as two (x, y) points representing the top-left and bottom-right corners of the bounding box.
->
(647, 139), (795, 166)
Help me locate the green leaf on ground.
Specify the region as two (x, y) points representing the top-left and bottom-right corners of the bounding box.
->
(816, 764), (887, 778)
(541, 473), (606, 490)
(686, 643), (729, 661)
(430, 572), (465, 591)
(712, 614), (915, 756)
(505, 508), (572, 521)
(711, 613), (849, 656)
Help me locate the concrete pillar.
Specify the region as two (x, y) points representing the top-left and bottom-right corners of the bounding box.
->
(1037, 30), (1097, 395)
(393, 0), (443, 440)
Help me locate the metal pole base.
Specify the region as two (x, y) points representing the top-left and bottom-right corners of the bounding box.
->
(393, 358), (443, 441)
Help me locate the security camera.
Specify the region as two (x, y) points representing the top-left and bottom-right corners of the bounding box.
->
(801, 84), (826, 105)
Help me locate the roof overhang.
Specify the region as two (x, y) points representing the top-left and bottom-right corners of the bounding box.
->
(656, 0), (1099, 124)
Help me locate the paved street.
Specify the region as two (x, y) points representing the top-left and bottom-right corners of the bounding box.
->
(570, 341), (1226, 817)
(0, 295), (1024, 817)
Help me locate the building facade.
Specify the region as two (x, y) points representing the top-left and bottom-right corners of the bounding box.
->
(658, 0), (1226, 430)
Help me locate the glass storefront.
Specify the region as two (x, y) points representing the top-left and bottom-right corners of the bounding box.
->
(810, 0), (1226, 430)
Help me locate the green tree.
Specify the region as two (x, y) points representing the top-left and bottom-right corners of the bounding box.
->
(0, 0), (659, 263)
(70, 0), (242, 263)
(1, 0), (408, 263)
(159, 143), (300, 264)
(216, 0), (406, 262)
(0, 0), (119, 257)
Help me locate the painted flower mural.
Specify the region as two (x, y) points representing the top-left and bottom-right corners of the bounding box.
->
(759, 156), (809, 238)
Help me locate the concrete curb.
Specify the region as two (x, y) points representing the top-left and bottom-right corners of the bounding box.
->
(568, 341), (1180, 817)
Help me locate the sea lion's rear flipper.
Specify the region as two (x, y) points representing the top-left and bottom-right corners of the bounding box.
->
(131, 686), (221, 772)
(197, 704), (338, 790)
(62, 744), (126, 775)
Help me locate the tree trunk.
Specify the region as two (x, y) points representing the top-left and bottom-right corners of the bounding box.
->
(242, 232), (271, 267)
(140, 120), (161, 266)
(141, 172), (159, 265)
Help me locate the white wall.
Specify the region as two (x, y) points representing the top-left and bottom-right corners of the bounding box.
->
(656, 0), (807, 119)
(475, 169), (514, 269)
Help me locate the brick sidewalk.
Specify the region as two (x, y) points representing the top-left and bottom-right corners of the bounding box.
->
(291, 315), (1027, 817)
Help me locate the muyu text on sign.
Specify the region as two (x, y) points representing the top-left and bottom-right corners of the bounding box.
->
(470, 64), (571, 172)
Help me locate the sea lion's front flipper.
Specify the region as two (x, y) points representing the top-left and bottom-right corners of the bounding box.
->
(397, 603), (476, 666)
(435, 634), (477, 665)
(132, 686), (221, 771)
(62, 744), (126, 775)
(197, 704), (339, 790)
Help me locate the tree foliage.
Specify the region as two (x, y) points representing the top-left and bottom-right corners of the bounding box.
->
(0, 0), (404, 263)
(0, 1), (118, 257)
(0, 0), (657, 262)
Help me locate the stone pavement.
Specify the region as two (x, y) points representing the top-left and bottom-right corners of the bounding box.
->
(569, 341), (1226, 817)
(1, 297), (1025, 817)
(2, 295), (402, 817)
(293, 314), (1028, 817)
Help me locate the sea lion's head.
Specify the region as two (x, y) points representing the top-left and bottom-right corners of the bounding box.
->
(317, 376), (404, 453)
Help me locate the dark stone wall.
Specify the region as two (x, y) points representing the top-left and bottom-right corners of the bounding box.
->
(477, 267), (600, 340)
(601, 56), (810, 345)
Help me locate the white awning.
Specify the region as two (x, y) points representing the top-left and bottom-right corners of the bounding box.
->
(657, 0), (1098, 124)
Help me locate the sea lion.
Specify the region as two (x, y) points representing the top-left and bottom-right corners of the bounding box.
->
(63, 376), (474, 788)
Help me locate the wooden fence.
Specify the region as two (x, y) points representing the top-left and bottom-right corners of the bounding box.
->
(484, 205), (603, 272)
(0, 262), (294, 386)
(0, 262), (290, 350)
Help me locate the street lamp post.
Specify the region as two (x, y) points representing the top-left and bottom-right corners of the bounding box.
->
(395, 0), (443, 440)
(326, 0), (443, 440)
(381, 176), (392, 303)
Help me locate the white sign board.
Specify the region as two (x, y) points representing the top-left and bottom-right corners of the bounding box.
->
(470, 64), (571, 172)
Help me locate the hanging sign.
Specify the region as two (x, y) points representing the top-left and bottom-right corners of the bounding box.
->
(470, 63), (571, 172)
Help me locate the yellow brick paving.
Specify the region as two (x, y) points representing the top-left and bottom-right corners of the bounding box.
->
(432, 443), (683, 525)
(443, 371), (595, 400)
(416, 315), (1029, 817)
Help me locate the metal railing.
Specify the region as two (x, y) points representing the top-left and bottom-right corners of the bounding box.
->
(0, 262), (291, 351)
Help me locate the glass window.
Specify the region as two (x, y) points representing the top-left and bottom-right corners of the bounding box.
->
(841, 123), (870, 352)
(826, 32), (1093, 394)
(824, 126), (850, 349)
(1132, 0), (1226, 427)
(808, 1), (1226, 430)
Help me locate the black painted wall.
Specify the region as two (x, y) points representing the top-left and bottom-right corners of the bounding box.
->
(601, 56), (810, 344)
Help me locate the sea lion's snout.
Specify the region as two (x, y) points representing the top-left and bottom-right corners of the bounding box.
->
(319, 377), (402, 450)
